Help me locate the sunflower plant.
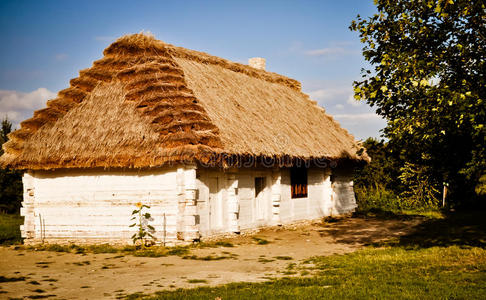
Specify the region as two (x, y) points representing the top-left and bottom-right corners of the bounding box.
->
(129, 202), (156, 247)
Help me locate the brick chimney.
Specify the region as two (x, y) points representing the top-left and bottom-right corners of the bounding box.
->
(248, 57), (266, 70)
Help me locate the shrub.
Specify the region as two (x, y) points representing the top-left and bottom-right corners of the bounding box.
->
(354, 184), (401, 212)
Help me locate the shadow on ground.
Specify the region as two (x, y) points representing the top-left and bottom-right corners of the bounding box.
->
(321, 209), (486, 249)
(392, 210), (486, 248)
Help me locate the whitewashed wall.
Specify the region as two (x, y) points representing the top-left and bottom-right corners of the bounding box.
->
(196, 165), (356, 237)
(21, 164), (357, 244)
(330, 167), (358, 215)
(279, 167), (333, 223)
(196, 168), (237, 236)
(234, 168), (274, 231)
(20, 168), (181, 245)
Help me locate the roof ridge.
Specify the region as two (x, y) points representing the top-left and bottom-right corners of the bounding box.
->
(104, 33), (302, 91)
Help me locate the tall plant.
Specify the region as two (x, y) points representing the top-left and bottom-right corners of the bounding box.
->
(129, 202), (156, 247)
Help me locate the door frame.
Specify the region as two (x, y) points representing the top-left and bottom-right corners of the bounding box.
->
(253, 173), (270, 223)
(208, 176), (224, 233)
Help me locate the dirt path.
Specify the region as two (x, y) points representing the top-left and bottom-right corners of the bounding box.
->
(0, 216), (422, 299)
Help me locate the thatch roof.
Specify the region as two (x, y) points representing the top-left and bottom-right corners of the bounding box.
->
(0, 33), (368, 170)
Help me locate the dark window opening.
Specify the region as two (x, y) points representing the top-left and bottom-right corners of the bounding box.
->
(255, 177), (266, 197)
(291, 167), (308, 198)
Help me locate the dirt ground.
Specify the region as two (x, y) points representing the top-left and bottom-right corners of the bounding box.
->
(0, 216), (423, 299)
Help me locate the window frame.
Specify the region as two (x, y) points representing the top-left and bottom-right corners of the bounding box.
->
(290, 167), (308, 199)
(254, 176), (266, 198)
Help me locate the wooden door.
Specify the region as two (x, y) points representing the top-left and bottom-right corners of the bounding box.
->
(254, 176), (267, 221)
(208, 177), (222, 232)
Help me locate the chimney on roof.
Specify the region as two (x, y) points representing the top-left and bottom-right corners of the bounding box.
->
(248, 57), (266, 70)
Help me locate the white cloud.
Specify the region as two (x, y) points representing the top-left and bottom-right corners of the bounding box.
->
(307, 86), (365, 110)
(333, 113), (382, 121)
(333, 112), (386, 140)
(303, 39), (360, 58)
(0, 88), (56, 128)
(304, 45), (359, 57)
(305, 47), (349, 56)
(55, 53), (68, 61)
(308, 87), (351, 102)
(346, 93), (362, 106)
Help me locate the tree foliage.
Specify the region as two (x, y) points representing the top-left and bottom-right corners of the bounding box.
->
(351, 0), (486, 205)
(354, 138), (401, 192)
(0, 118), (22, 213)
(353, 138), (402, 211)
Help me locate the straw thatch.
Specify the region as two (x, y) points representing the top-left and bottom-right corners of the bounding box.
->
(0, 33), (368, 170)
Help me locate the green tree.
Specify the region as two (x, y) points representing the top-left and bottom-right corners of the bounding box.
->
(0, 118), (12, 155)
(0, 118), (22, 213)
(350, 0), (486, 206)
(354, 138), (401, 192)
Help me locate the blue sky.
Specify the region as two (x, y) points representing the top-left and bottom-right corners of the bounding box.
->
(0, 0), (385, 140)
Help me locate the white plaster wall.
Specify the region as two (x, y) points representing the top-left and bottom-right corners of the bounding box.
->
(279, 167), (332, 223)
(236, 168), (274, 231)
(196, 166), (338, 234)
(196, 168), (231, 236)
(22, 168), (180, 244)
(331, 168), (357, 215)
(197, 167), (276, 235)
(21, 164), (356, 244)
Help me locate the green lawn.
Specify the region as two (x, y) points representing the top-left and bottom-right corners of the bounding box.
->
(130, 210), (486, 300)
(0, 213), (23, 245)
(136, 246), (486, 300)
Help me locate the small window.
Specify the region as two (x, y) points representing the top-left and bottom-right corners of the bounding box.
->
(291, 167), (308, 198)
(255, 177), (266, 197)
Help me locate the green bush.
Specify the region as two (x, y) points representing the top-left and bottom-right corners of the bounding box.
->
(355, 184), (441, 213)
(398, 162), (440, 208)
(354, 184), (401, 212)
(354, 138), (443, 212)
(0, 213), (23, 245)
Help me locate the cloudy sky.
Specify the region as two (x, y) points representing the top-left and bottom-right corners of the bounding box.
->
(0, 0), (385, 140)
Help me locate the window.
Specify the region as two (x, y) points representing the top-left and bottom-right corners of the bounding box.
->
(255, 177), (266, 197)
(290, 167), (308, 198)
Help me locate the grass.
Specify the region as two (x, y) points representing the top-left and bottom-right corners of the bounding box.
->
(353, 206), (445, 221)
(370, 210), (486, 249)
(17, 243), (191, 258)
(252, 237), (270, 245)
(0, 275), (25, 282)
(139, 245), (486, 299)
(274, 256), (293, 260)
(0, 213), (23, 245)
(354, 185), (446, 219)
(131, 210), (486, 299)
(187, 279), (208, 284)
(182, 253), (237, 261)
(27, 295), (57, 299)
(258, 257), (274, 263)
(9, 235), (230, 258)
(72, 261), (91, 266)
(197, 241), (234, 248)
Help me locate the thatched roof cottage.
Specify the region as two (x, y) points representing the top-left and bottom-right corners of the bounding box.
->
(1, 34), (368, 245)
